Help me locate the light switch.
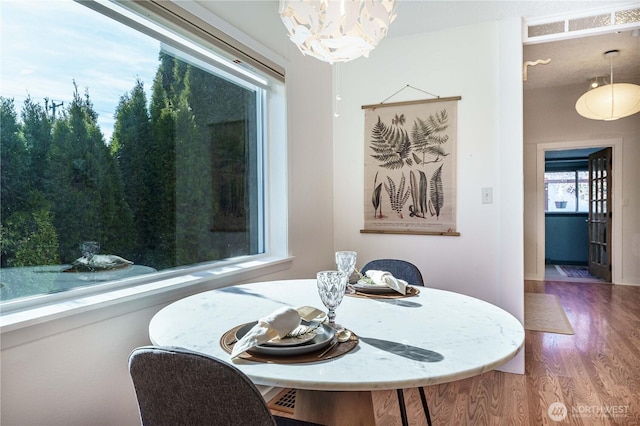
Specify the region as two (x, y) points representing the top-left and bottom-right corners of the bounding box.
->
(481, 187), (493, 204)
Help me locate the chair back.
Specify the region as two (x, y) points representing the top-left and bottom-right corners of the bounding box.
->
(361, 259), (424, 286)
(128, 346), (277, 426)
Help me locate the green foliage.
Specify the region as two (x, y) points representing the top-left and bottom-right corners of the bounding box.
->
(1, 49), (260, 299)
(46, 84), (134, 263)
(1, 98), (30, 221)
(22, 96), (53, 193)
(1, 192), (60, 267)
(112, 80), (153, 262)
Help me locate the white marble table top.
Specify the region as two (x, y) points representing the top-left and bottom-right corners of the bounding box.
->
(149, 279), (524, 392)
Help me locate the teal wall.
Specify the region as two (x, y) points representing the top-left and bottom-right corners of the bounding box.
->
(545, 213), (589, 264)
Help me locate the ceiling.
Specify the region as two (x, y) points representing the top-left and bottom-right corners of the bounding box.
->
(386, 1), (640, 90)
(523, 30), (640, 90)
(204, 1), (640, 91)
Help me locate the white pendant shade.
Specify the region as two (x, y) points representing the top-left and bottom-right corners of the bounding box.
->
(575, 83), (640, 121)
(279, 0), (396, 64)
(575, 49), (640, 121)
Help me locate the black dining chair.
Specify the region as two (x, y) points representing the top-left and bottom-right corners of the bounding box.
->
(128, 346), (322, 426)
(360, 259), (432, 426)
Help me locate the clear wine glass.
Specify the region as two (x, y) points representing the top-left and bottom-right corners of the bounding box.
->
(335, 251), (357, 294)
(316, 270), (347, 329)
(80, 241), (100, 260)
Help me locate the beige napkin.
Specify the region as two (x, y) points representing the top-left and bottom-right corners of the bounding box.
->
(230, 306), (301, 360)
(365, 270), (407, 295)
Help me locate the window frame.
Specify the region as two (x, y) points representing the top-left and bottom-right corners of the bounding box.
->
(0, 0), (290, 321)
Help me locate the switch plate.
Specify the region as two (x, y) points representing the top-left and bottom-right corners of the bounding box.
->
(481, 187), (493, 204)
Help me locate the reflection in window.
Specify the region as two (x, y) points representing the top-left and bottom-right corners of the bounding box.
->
(0, 1), (273, 302)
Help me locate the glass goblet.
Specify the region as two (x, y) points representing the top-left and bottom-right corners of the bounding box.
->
(316, 270), (348, 329)
(80, 241), (100, 260)
(335, 251), (357, 294)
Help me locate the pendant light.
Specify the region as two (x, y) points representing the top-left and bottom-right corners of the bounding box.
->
(575, 50), (640, 121)
(279, 0), (396, 64)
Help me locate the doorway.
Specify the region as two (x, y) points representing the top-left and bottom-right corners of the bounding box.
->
(535, 139), (622, 284)
(543, 147), (608, 282)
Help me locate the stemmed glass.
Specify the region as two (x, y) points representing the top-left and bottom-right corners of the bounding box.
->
(80, 241), (100, 260)
(316, 270), (347, 329)
(335, 251), (357, 294)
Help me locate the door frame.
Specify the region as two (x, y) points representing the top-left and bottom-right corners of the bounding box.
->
(535, 138), (623, 283)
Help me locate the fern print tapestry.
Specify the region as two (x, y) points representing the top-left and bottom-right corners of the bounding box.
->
(362, 97), (459, 235)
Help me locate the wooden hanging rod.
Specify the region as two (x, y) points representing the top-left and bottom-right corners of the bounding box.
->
(361, 96), (462, 110)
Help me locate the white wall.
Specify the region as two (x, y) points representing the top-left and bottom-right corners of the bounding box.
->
(333, 19), (525, 373)
(523, 82), (640, 285)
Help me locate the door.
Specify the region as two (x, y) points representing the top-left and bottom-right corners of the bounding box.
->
(588, 147), (612, 282)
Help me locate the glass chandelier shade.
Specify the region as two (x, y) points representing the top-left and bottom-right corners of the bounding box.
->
(279, 0), (396, 64)
(575, 50), (640, 121)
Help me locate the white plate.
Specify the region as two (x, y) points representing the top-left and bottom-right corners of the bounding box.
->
(354, 279), (409, 294)
(235, 321), (335, 356)
(263, 331), (317, 347)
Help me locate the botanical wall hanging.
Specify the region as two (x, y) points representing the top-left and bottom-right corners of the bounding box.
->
(361, 96), (461, 235)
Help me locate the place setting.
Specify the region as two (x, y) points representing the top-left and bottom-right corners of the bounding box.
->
(220, 271), (358, 363)
(336, 251), (420, 299)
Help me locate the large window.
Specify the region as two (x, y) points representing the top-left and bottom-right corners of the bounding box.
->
(0, 1), (283, 303)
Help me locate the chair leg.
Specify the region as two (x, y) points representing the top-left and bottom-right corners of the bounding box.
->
(418, 387), (432, 426)
(396, 389), (409, 426)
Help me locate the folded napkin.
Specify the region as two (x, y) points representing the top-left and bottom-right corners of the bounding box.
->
(65, 254), (134, 272)
(230, 306), (301, 360)
(365, 270), (407, 295)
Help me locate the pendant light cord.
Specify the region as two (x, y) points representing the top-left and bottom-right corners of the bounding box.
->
(609, 52), (615, 118)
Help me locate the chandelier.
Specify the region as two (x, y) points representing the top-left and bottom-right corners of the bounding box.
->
(575, 50), (640, 121)
(279, 0), (397, 64)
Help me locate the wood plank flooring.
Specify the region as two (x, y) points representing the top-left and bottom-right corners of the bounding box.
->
(272, 280), (640, 425)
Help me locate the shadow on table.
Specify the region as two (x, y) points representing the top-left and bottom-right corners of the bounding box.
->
(220, 286), (289, 305)
(374, 298), (422, 308)
(359, 337), (444, 362)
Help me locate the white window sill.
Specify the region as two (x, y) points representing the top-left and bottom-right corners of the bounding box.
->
(0, 255), (293, 347)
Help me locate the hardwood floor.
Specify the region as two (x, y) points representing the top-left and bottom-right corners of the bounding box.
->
(272, 280), (640, 425)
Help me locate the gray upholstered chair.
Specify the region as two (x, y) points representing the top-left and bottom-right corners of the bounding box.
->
(128, 346), (321, 426)
(360, 259), (431, 426)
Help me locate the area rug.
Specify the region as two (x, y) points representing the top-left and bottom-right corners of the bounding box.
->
(524, 293), (574, 335)
(555, 264), (592, 278)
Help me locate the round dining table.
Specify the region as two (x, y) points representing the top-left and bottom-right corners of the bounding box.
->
(149, 279), (524, 425)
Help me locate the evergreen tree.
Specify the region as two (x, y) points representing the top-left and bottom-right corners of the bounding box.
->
(186, 62), (258, 258)
(146, 54), (178, 268)
(1, 192), (60, 267)
(46, 84), (134, 262)
(0, 98), (31, 266)
(22, 96), (52, 193)
(112, 80), (152, 263)
(0, 98), (30, 220)
(1, 98), (60, 270)
(172, 65), (214, 265)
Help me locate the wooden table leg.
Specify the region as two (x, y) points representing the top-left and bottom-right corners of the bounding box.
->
(294, 389), (375, 426)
